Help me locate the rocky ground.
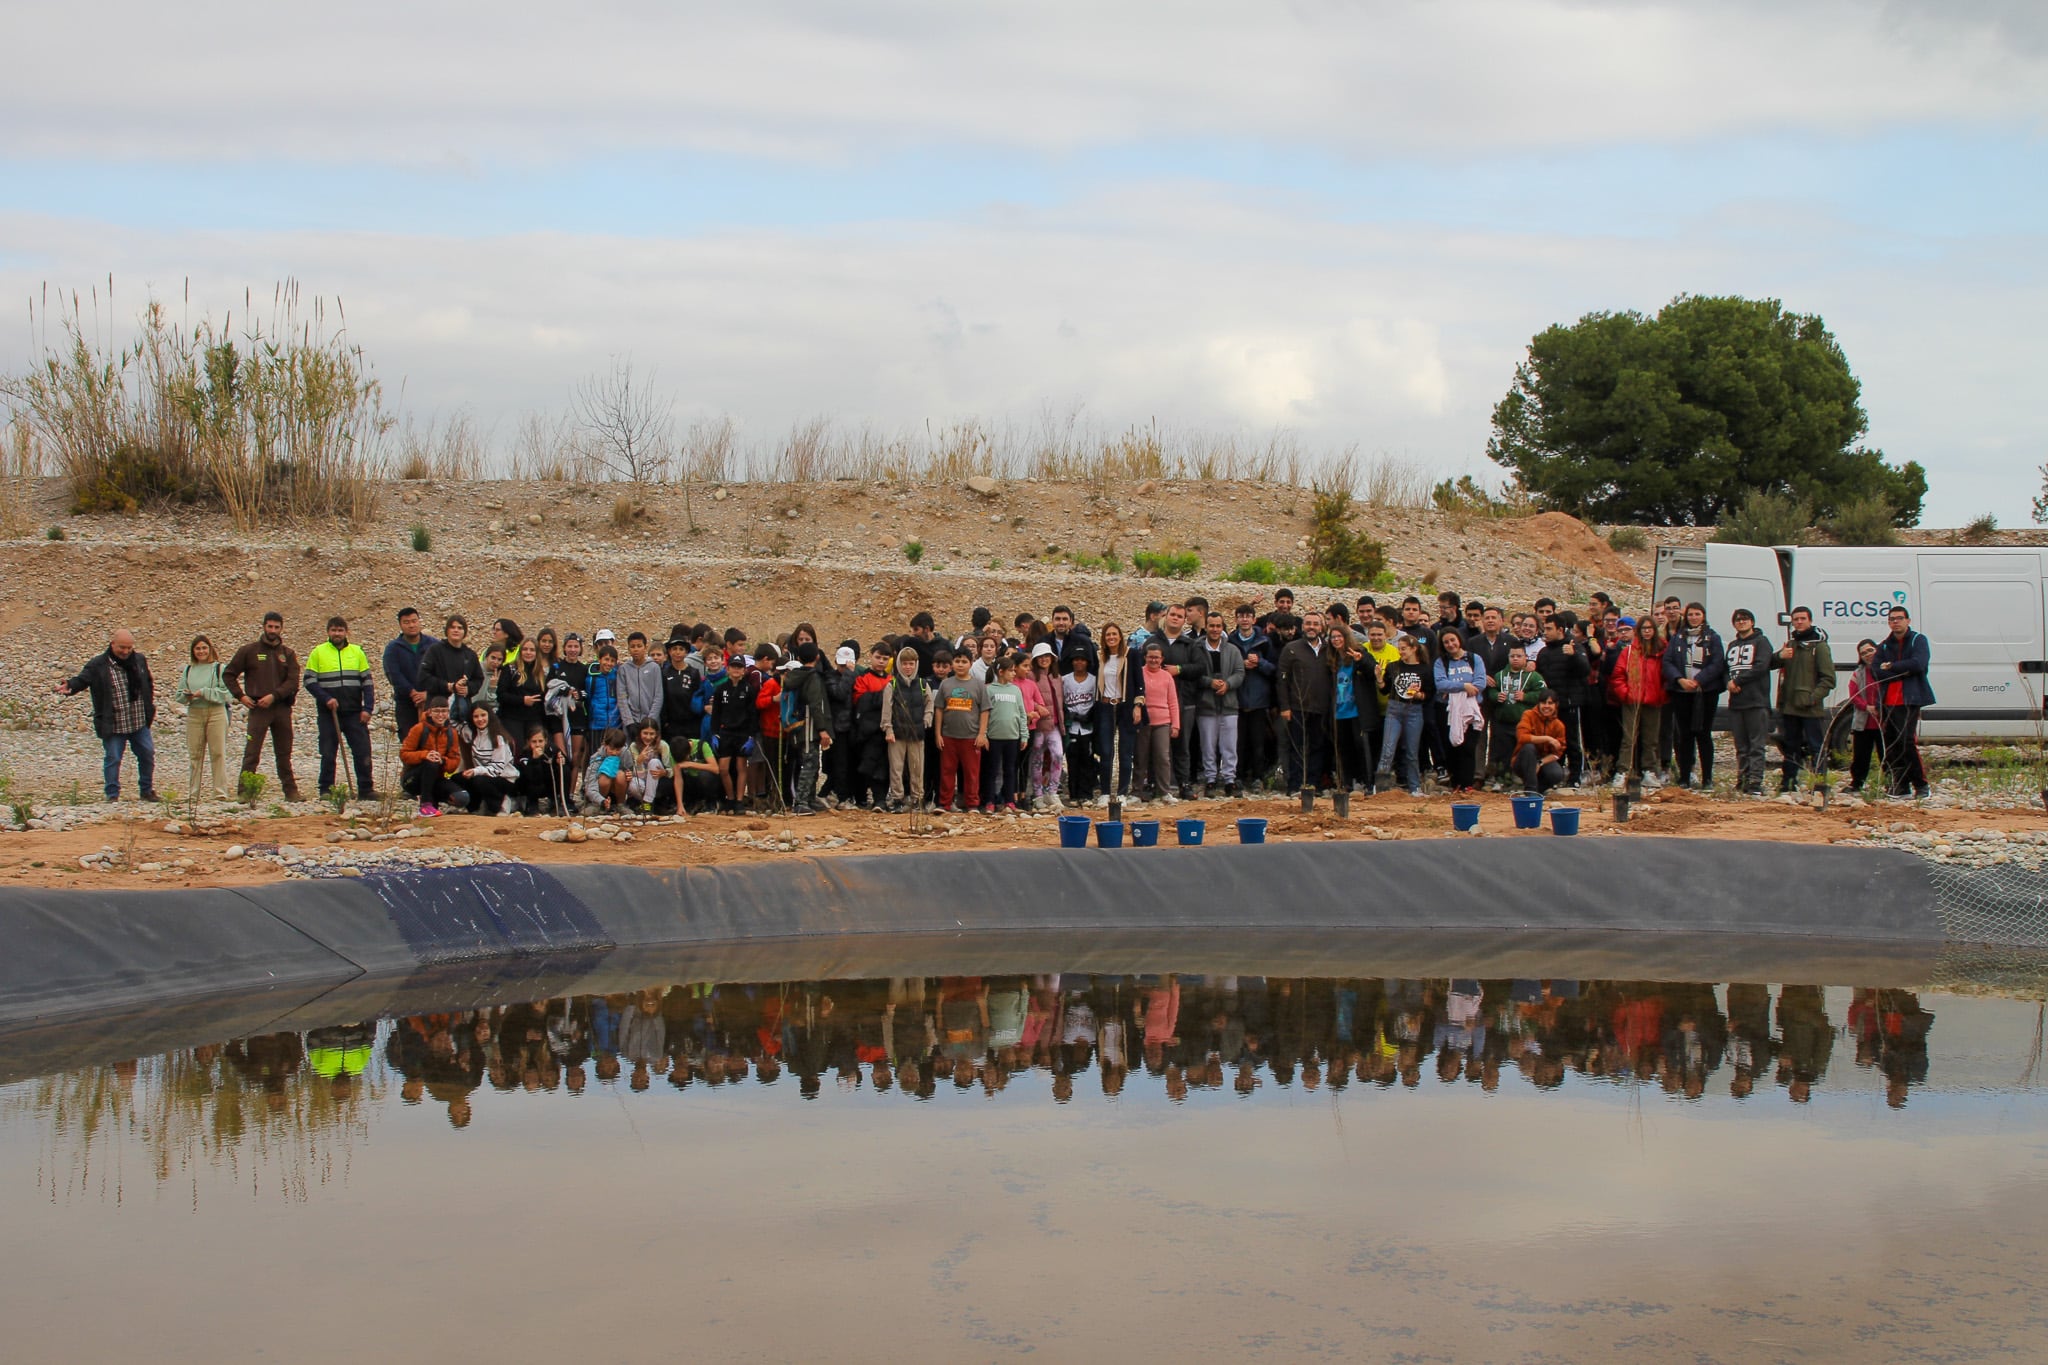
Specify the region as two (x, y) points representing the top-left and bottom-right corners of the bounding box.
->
(4, 771), (2045, 891)
(3, 475), (2044, 888)
(2, 474), (1651, 800)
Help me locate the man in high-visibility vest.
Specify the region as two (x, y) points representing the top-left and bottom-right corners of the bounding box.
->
(305, 615), (377, 799)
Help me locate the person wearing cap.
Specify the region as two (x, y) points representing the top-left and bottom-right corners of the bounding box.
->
(382, 607), (438, 743)
(1023, 641), (1067, 810)
(823, 643), (859, 805)
(554, 631), (592, 774)
(659, 633), (699, 759)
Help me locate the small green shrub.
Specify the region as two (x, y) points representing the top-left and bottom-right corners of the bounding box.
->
(45, 524), (64, 541)
(1101, 547), (1123, 575)
(1607, 526), (1649, 552)
(1822, 495), (1900, 547)
(237, 770), (267, 805)
(904, 539), (924, 564)
(1305, 487), (1387, 585)
(1712, 491), (1811, 547)
(1963, 512), (1998, 542)
(1229, 557), (1279, 584)
(1132, 549), (1200, 579)
(409, 523), (432, 552)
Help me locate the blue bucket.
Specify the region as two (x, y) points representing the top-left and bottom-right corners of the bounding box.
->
(1236, 817), (1268, 845)
(1549, 806), (1581, 836)
(1451, 802), (1481, 832)
(1511, 793), (1544, 829)
(1058, 815), (1091, 849)
(1130, 820), (1161, 847)
(1095, 820), (1125, 849)
(1176, 818), (1205, 845)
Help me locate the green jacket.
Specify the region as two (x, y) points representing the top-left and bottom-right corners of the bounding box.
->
(1771, 629), (1835, 718)
(305, 640), (376, 714)
(1488, 667), (1548, 731)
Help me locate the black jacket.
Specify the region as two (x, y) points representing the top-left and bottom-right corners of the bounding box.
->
(419, 640), (485, 706)
(660, 663), (698, 736)
(824, 666), (856, 736)
(1153, 629), (1209, 705)
(63, 648), (156, 738)
(1469, 630), (1515, 685)
(1277, 637), (1335, 715)
(1045, 630), (1098, 677)
(1533, 638), (1591, 706)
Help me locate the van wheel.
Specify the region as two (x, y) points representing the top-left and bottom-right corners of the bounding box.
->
(1824, 700), (1855, 766)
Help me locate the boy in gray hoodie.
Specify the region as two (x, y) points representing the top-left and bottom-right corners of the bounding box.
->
(1722, 608), (1774, 797)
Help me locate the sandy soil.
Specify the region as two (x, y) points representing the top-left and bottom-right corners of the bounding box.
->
(7, 786), (2045, 892)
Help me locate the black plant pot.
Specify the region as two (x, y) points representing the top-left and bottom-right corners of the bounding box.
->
(1332, 790), (1351, 818)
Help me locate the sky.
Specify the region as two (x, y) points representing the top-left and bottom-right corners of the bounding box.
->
(1, 0), (2043, 525)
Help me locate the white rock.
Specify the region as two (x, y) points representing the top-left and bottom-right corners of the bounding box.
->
(613, 831), (633, 843)
(139, 861), (164, 872)
(539, 828), (569, 843)
(966, 475), (1000, 497)
(564, 825), (589, 844)
(224, 844), (245, 859)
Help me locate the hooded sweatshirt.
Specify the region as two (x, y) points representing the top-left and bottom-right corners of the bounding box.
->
(882, 653), (936, 741)
(1771, 626), (1835, 718)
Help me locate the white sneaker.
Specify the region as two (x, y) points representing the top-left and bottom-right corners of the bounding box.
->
(1609, 775), (1627, 792)
(500, 796), (517, 816)
(1163, 792), (1181, 804)
(1643, 772), (1665, 790)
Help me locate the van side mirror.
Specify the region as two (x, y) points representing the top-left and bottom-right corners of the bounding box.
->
(1776, 612), (1792, 626)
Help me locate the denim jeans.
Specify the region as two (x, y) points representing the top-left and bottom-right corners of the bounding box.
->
(101, 727), (157, 801)
(1376, 701), (1424, 792)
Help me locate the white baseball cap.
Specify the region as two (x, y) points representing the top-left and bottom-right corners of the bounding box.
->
(1030, 642), (1054, 659)
(593, 628), (616, 642)
(834, 646), (857, 666)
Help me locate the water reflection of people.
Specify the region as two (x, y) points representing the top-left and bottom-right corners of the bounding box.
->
(71, 977), (1971, 1160)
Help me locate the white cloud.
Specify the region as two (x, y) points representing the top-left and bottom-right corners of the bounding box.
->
(1, 1), (2041, 162)
(2, 189), (2033, 526)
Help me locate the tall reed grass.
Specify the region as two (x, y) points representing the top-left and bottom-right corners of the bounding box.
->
(0, 418), (44, 536)
(3, 279), (388, 528)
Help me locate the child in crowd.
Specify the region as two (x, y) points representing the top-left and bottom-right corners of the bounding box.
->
(1134, 641), (1180, 801)
(628, 720), (672, 813)
(460, 701), (521, 816)
(584, 727), (630, 812)
(515, 725), (569, 815)
(982, 654), (1028, 813)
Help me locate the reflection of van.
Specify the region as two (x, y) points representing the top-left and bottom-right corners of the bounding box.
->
(1653, 544), (2047, 742)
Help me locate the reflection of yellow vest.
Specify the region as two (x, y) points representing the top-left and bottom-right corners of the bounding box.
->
(308, 1045), (372, 1078)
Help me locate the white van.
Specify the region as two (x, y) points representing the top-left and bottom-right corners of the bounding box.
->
(1652, 543), (2047, 743)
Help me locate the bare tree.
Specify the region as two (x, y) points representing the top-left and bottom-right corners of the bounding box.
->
(573, 357), (673, 484)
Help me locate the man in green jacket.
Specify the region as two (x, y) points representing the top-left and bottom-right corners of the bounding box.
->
(306, 616), (377, 799)
(1771, 606), (1835, 793)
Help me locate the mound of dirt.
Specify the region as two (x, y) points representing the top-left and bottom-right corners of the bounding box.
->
(1499, 512), (1645, 589)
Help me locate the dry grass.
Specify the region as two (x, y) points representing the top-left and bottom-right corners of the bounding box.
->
(394, 408), (487, 482)
(0, 419), (44, 536)
(3, 279), (386, 528)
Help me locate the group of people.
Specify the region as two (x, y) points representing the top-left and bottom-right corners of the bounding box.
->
(54, 584), (1938, 816)
(155, 973), (1936, 1131)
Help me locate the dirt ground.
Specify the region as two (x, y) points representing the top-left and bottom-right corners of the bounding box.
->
(6, 786), (2045, 892)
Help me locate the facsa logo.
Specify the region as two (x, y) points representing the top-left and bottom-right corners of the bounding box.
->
(1821, 593), (1906, 620)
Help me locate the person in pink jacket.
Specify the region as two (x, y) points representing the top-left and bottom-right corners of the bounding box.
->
(1133, 641), (1181, 801)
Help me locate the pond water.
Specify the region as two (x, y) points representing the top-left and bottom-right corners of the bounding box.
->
(2, 959), (2045, 1362)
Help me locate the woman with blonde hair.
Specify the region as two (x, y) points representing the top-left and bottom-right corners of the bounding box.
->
(176, 635), (234, 799)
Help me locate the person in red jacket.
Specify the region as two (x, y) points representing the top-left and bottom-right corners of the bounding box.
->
(1607, 617), (1669, 790)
